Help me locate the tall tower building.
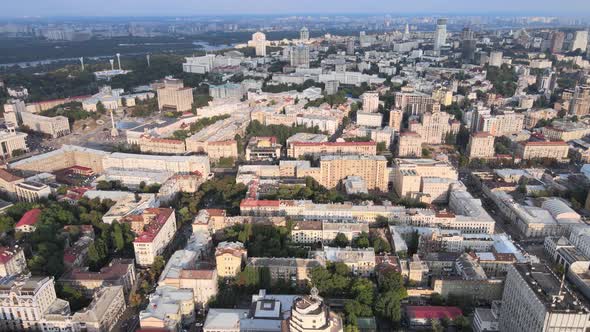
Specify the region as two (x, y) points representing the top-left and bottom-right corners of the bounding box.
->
(572, 30), (589, 52)
(346, 38), (355, 55)
(252, 32), (267, 57)
(461, 27), (476, 63)
(403, 23), (410, 41)
(433, 18), (447, 53)
(300, 27), (309, 41)
(550, 31), (565, 53)
(290, 45), (310, 68)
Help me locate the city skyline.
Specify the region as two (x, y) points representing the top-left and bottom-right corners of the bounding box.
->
(3, 0), (590, 18)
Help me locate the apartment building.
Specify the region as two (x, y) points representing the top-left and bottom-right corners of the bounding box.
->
(139, 286), (195, 330)
(133, 208), (177, 266)
(516, 141), (569, 160)
(0, 246), (27, 277)
(247, 257), (324, 287)
(392, 158), (458, 203)
(317, 155), (388, 191)
(58, 258), (136, 296)
(245, 136), (282, 161)
(71, 285), (126, 332)
(542, 120), (590, 142)
(396, 132), (423, 157)
(394, 91), (438, 115)
(499, 264), (590, 332)
(315, 247), (375, 277)
(215, 241), (247, 278)
(138, 136), (187, 154)
(409, 111), (459, 144)
(524, 108), (558, 129)
(472, 110), (525, 137)
(288, 141), (376, 159)
(291, 220), (369, 244)
(156, 78), (194, 112)
(467, 132), (495, 159)
(362, 92), (380, 113)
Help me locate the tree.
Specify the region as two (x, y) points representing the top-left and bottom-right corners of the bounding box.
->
(111, 222), (125, 252)
(372, 237), (391, 254)
(333, 233), (349, 248)
(149, 256), (166, 282)
(353, 232), (370, 248)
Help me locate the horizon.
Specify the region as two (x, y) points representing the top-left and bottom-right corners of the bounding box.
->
(3, 0), (590, 18)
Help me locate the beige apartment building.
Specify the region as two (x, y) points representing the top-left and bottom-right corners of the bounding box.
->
(317, 155), (388, 191)
(362, 92), (380, 113)
(392, 158), (458, 202)
(542, 122), (590, 142)
(157, 78), (194, 112)
(394, 91), (438, 114)
(467, 132), (495, 159)
(524, 108), (557, 129)
(516, 141), (569, 160)
(288, 141), (376, 159)
(20, 111), (70, 138)
(138, 136), (187, 154)
(215, 241), (247, 277)
(396, 132), (423, 157)
(409, 111), (459, 144)
(389, 108), (403, 132)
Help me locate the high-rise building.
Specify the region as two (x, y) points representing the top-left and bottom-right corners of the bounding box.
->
(346, 38), (355, 55)
(571, 30), (589, 52)
(362, 92), (380, 113)
(389, 109), (403, 132)
(499, 264), (590, 332)
(462, 27), (476, 63)
(489, 51), (503, 67)
(318, 155), (389, 191)
(433, 18), (447, 53)
(252, 32), (267, 57)
(290, 45), (310, 68)
(403, 23), (410, 41)
(550, 31), (565, 53)
(300, 27), (309, 41)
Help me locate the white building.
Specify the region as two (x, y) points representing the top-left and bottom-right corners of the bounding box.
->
(133, 208), (177, 266)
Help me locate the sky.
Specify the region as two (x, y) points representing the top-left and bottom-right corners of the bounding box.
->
(3, 0), (590, 17)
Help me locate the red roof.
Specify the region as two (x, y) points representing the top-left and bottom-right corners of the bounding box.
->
(0, 169), (23, 182)
(205, 209), (226, 217)
(0, 247), (21, 264)
(406, 306), (462, 320)
(133, 208), (174, 243)
(240, 199), (280, 208)
(292, 141), (376, 147)
(16, 209), (42, 228)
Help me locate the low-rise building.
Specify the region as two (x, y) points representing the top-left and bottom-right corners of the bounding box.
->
(15, 208), (42, 233)
(516, 141), (569, 161)
(248, 257), (325, 287)
(71, 285), (126, 332)
(58, 258), (136, 296)
(0, 126), (28, 159)
(245, 136), (282, 161)
(15, 181), (51, 202)
(314, 246), (375, 276)
(139, 286), (195, 330)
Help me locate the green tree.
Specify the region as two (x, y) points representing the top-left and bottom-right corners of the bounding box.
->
(353, 232), (370, 248)
(333, 233), (349, 248)
(372, 237), (391, 254)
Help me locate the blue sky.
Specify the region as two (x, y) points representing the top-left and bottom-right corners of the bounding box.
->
(3, 0), (590, 17)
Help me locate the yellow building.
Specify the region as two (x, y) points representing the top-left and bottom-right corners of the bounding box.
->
(157, 78), (194, 112)
(517, 141), (569, 160)
(467, 132), (495, 159)
(397, 132), (423, 157)
(318, 155), (388, 191)
(288, 141), (376, 159)
(215, 241), (247, 278)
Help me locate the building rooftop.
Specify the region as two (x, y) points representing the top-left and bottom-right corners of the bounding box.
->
(15, 208), (42, 228)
